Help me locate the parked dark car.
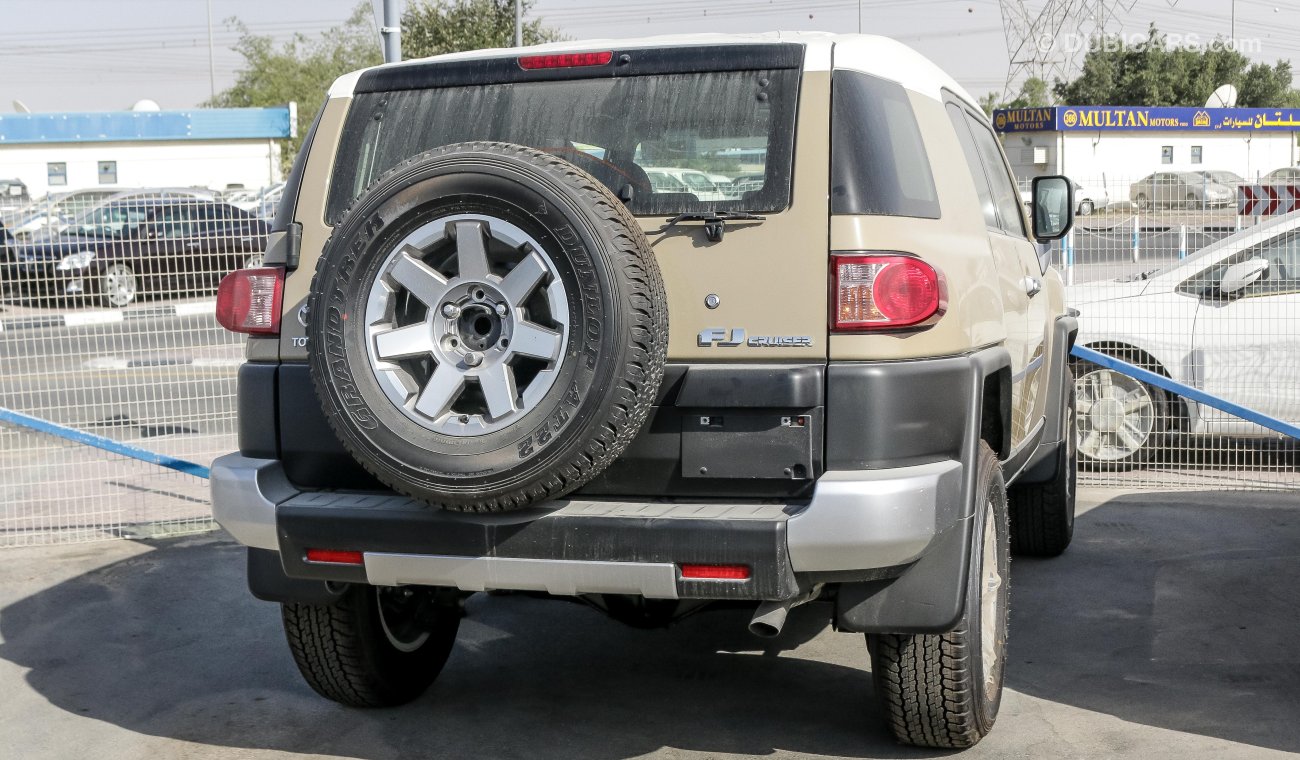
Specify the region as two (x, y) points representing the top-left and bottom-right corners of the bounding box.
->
(4, 198), (269, 307)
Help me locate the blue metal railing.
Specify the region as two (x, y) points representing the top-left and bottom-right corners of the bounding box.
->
(0, 407), (211, 478)
(1070, 344), (1300, 440)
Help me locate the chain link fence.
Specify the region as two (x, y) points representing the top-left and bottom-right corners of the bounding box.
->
(2, 173), (1297, 546)
(1032, 172), (1300, 492)
(1, 189), (265, 546)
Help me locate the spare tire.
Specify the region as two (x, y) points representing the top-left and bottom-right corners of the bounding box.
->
(307, 142), (667, 512)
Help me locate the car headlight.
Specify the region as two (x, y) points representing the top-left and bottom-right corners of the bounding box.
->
(56, 250), (96, 271)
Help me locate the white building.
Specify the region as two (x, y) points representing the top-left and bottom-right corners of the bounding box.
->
(995, 105), (1299, 189)
(0, 106), (295, 198)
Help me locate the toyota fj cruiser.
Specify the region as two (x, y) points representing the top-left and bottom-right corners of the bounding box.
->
(211, 32), (1078, 749)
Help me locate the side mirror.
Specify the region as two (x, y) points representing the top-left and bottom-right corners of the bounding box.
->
(1219, 257), (1269, 295)
(1031, 176), (1075, 241)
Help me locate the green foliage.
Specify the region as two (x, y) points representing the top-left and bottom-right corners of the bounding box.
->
(1054, 24), (1299, 108)
(206, 3), (382, 172)
(402, 0), (563, 59)
(979, 77), (1051, 115)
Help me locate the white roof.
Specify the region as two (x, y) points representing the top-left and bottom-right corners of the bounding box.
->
(329, 32), (978, 109)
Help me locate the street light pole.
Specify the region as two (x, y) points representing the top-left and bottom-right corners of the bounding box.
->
(207, 0), (215, 100)
(515, 0), (523, 47)
(381, 0), (401, 63)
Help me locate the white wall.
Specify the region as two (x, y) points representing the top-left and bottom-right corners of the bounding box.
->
(0, 139), (283, 198)
(1059, 132), (1296, 185)
(1001, 129), (1297, 189)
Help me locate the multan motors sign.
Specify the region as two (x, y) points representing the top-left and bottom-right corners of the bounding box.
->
(993, 106), (1300, 133)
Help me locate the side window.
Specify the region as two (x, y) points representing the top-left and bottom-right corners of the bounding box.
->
(944, 103), (998, 230)
(158, 205), (195, 239)
(965, 115), (1027, 237)
(830, 70), (939, 218)
(1244, 229), (1300, 296)
(1177, 229), (1300, 298)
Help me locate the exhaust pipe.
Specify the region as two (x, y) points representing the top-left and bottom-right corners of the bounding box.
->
(747, 585), (822, 638)
(748, 601), (791, 638)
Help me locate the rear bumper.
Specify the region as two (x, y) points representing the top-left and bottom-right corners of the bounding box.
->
(211, 453), (962, 602)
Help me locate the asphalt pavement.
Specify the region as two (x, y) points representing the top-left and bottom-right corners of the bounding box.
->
(1, 488), (1297, 760)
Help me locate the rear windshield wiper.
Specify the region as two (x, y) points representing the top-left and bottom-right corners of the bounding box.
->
(660, 210), (766, 242)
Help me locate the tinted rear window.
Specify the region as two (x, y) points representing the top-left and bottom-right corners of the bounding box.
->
(831, 70), (940, 218)
(327, 67), (800, 222)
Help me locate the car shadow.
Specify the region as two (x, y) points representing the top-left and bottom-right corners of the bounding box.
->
(1006, 490), (1300, 754)
(1, 489), (1297, 758)
(0, 535), (935, 760)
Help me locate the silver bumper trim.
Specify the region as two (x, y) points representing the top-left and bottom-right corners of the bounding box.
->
(786, 460), (962, 571)
(365, 554), (679, 599)
(209, 454), (290, 551)
(209, 453), (962, 579)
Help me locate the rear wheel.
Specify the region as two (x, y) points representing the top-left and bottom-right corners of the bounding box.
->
(281, 585), (461, 707)
(868, 443), (1009, 749)
(1135, 193), (1149, 210)
(1077, 199), (1094, 216)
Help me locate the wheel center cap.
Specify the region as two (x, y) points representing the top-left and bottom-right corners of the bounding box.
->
(1091, 398), (1125, 432)
(457, 305), (501, 351)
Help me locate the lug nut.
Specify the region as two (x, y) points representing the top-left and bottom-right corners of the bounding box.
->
(464, 352), (483, 367)
(494, 303), (508, 317)
(441, 303), (461, 318)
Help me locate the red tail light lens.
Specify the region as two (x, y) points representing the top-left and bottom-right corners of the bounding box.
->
(680, 564), (751, 580)
(518, 51), (613, 70)
(832, 254), (944, 330)
(216, 267), (284, 335)
(305, 549), (364, 565)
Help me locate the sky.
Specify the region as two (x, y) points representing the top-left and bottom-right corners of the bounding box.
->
(2, 0), (1298, 113)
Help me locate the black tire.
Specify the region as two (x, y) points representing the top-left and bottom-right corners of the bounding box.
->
(1008, 372), (1076, 556)
(1078, 199), (1094, 216)
(1135, 193), (1149, 210)
(281, 585), (461, 707)
(307, 142), (667, 511)
(868, 443), (1009, 749)
(1071, 356), (1172, 471)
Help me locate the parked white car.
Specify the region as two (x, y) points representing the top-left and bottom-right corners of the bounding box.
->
(1068, 210), (1300, 468)
(1020, 180), (1109, 215)
(641, 166), (731, 201)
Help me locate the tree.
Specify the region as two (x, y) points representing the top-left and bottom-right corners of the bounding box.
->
(402, 0), (563, 60)
(206, 3), (382, 170)
(1054, 24), (1299, 107)
(979, 77), (1051, 115)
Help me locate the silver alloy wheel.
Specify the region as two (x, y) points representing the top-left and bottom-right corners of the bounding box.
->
(243, 253), (265, 268)
(1075, 367), (1155, 462)
(364, 213), (569, 436)
(102, 264), (137, 307)
(376, 588), (431, 653)
(979, 494), (1003, 700)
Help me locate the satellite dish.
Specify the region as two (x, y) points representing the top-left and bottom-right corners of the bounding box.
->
(1206, 84), (1238, 108)
(131, 99), (161, 112)
(12, 99), (31, 113)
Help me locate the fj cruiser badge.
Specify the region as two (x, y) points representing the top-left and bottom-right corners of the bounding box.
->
(698, 328), (812, 348)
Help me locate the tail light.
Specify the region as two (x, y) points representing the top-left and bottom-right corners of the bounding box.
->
(679, 564), (751, 580)
(518, 51), (613, 70)
(832, 254), (944, 331)
(305, 549), (364, 565)
(216, 267), (284, 335)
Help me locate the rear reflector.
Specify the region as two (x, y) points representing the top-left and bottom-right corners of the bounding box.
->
(216, 266), (284, 335)
(832, 254), (944, 330)
(680, 564), (751, 580)
(518, 51), (614, 70)
(305, 549), (364, 565)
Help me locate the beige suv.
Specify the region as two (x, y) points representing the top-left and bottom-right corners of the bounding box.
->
(211, 33), (1078, 749)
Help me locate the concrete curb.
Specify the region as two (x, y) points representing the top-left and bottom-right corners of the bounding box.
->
(82, 356), (243, 370)
(0, 300), (215, 333)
